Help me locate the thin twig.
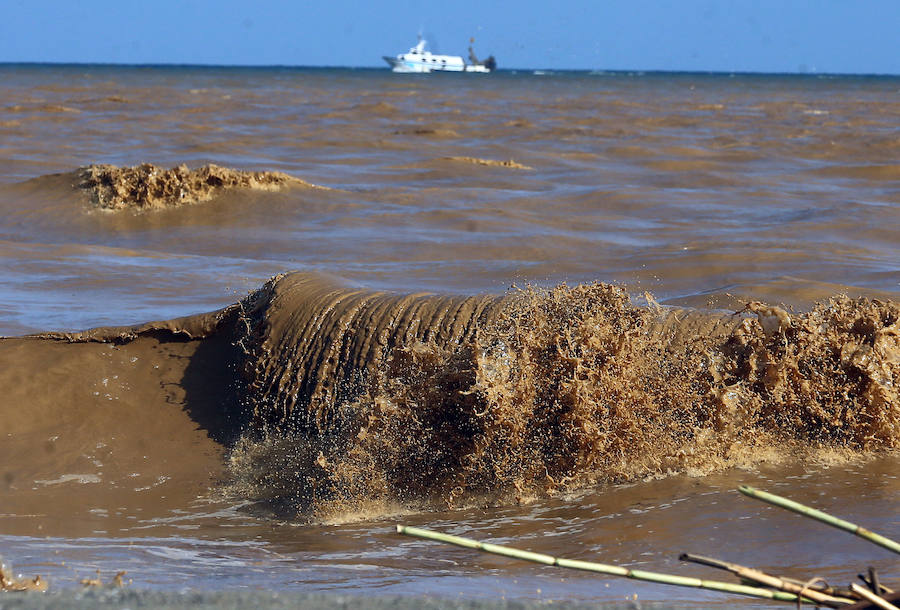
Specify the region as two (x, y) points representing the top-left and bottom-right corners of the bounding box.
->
(868, 567), (883, 595)
(860, 571), (895, 596)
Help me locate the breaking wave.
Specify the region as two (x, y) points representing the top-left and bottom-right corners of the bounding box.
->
(76, 163), (325, 211)
(220, 274), (899, 521)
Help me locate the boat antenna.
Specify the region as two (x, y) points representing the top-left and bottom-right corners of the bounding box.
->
(468, 37), (480, 65)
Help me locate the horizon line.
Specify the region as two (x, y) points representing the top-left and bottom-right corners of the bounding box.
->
(1, 60), (898, 78)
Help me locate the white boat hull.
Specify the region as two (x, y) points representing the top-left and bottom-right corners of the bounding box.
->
(382, 38), (494, 73)
(383, 56), (490, 73)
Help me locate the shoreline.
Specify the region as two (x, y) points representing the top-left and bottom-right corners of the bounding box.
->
(0, 588), (684, 609)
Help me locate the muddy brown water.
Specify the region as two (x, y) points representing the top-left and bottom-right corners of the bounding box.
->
(0, 65), (897, 605)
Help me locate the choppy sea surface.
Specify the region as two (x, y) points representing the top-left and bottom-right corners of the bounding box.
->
(0, 65), (897, 606)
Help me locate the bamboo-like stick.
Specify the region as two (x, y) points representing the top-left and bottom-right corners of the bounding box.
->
(712, 566), (856, 599)
(397, 525), (825, 605)
(776, 575), (858, 601)
(739, 485), (900, 556)
(678, 553), (855, 607)
(849, 584), (900, 610)
(782, 577), (857, 600)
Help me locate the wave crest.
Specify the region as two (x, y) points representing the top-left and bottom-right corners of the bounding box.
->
(77, 163), (323, 211)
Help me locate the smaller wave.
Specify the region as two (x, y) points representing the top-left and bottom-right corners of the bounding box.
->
(351, 102), (399, 115)
(503, 119), (534, 128)
(444, 156), (533, 170)
(77, 163), (327, 212)
(694, 103), (726, 111)
(5, 103), (80, 114)
(392, 127), (460, 138)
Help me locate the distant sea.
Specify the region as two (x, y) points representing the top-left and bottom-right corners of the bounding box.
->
(0, 64), (897, 606)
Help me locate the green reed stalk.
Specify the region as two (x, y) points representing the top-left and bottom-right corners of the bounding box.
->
(396, 525), (820, 604)
(739, 485), (900, 555)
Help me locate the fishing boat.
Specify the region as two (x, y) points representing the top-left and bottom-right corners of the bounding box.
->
(383, 37), (496, 73)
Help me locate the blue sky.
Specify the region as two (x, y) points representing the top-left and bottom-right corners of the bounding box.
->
(2, 0), (898, 74)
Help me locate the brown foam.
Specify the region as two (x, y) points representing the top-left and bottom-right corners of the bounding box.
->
(76, 163), (325, 211)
